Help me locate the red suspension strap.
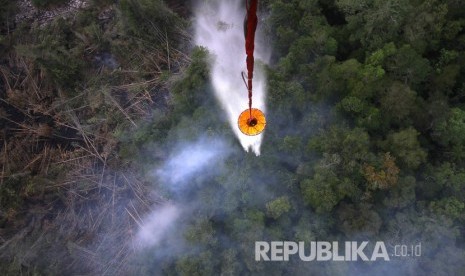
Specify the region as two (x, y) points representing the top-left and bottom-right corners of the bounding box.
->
(245, 0), (258, 117)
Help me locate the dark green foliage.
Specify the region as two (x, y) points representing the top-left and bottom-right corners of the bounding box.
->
(337, 203), (382, 238)
(129, 0), (465, 273)
(119, 0), (182, 45)
(266, 196), (291, 219)
(14, 18), (86, 89)
(385, 44), (432, 88)
(433, 107), (465, 161)
(336, 0), (411, 50)
(300, 169), (345, 213)
(429, 197), (465, 221)
(172, 47), (211, 115)
(380, 81), (417, 124)
(382, 175), (416, 209)
(383, 127), (427, 170)
(3, 0), (465, 275)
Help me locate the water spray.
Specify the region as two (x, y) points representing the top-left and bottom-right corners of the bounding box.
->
(238, 0), (266, 136)
(194, 0), (269, 155)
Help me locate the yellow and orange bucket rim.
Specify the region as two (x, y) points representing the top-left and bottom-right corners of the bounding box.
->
(238, 108), (266, 136)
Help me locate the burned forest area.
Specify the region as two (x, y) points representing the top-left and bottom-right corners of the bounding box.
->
(1, 0), (465, 275)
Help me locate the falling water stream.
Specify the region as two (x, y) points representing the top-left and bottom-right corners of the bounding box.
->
(194, 0), (270, 155)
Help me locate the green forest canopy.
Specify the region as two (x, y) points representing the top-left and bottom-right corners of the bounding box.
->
(0, 0), (465, 275)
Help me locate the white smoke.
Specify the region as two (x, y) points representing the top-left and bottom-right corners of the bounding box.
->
(194, 0), (270, 155)
(156, 137), (230, 192)
(135, 137), (232, 249)
(135, 204), (180, 248)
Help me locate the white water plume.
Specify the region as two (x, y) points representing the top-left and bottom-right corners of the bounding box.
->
(194, 0), (270, 155)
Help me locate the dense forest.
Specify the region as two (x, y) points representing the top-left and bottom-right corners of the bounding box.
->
(1, 0), (465, 275)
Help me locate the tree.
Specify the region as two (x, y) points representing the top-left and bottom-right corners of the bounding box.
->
(429, 197), (465, 222)
(184, 217), (217, 246)
(403, 0), (448, 53)
(384, 127), (427, 170)
(380, 81), (417, 124)
(385, 44), (432, 88)
(119, 0), (183, 44)
(432, 107), (465, 161)
(300, 167), (344, 213)
(382, 175), (416, 209)
(172, 47), (211, 116)
(336, 0), (411, 49)
(337, 203), (382, 238)
(266, 196), (291, 219)
(220, 249), (243, 276)
(175, 251), (215, 276)
(309, 126), (372, 174)
(363, 152), (400, 190)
